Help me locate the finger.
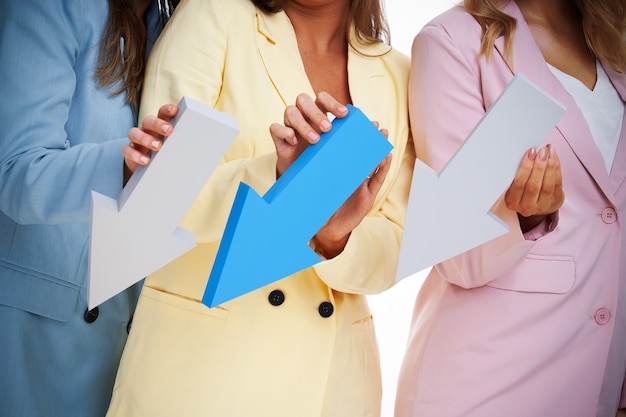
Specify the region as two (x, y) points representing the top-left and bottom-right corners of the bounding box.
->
(296, 92), (335, 138)
(516, 146), (551, 216)
(271, 121), (309, 178)
(538, 145), (557, 198)
(156, 103), (178, 120)
(504, 148), (536, 211)
(128, 126), (162, 151)
(524, 145), (550, 198)
(122, 143), (150, 167)
(315, 91), (348, 121)
(284, 102), (321, 144)
(141, 115), (173, 138)
(550, 147), (565, 206)
(537, 145), (564, 212)
(270, 122), (297, 146)
(367, 154), (392, 193)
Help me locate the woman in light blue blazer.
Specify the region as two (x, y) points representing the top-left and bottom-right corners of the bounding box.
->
(0, 1), (177, 416)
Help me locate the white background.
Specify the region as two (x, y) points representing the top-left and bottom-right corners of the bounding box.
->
(368, 1), (456, 415)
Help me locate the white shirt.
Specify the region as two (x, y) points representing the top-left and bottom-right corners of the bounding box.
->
(549, 61), (623, 174)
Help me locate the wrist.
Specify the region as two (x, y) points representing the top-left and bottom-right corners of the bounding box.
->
(518, 213), (546, 233)
(311, 233), (349, 260)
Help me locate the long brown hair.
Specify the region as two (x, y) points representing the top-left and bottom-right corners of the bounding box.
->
(96, 0), (180, 113)
(96, 0), (147, 114)
(464, 0), (626, 73)
(250, 0), (390, 45)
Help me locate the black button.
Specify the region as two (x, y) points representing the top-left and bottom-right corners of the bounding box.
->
(318, 302), (334, 318)
(268, 290), (285, 306)
(84, 307), (99, 323)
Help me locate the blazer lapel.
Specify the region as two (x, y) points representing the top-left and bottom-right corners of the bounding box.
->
(494, 0), (617, 199)
(606, 68), (626, 196)
(256, 10), (315, 107)
(257, 13), (395, 133)
(346, 34), (394, 130)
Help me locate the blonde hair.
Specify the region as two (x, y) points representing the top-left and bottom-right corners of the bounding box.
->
(581, 0), (626, 73)
(464, 0), (626, 73)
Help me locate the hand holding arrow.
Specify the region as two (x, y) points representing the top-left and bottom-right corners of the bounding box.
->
(89, 97), (239, 309)
(203, 105), (393, 307)
(396, 73), (566, 280)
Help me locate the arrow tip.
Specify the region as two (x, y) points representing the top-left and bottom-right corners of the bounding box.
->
(202, 183), (321, 307)
(89, 191), (197, 309)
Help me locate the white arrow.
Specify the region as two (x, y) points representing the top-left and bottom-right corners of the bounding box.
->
(88, 96), (239, 308)
(396, 74), (566, 280)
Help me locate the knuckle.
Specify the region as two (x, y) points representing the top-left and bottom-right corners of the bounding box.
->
(316, 91), (330, 101)
(524, 182), (540, 195)
(518, 206), (533, 217)
(128, 127), (141, 142)
(295, 93), (311, 107)
(141, 133), (153, 147)
(269, 122), (281, 135)
(141, 115), (155, 129)
(284, 105), (300, 121)
(509, 177), (525, 189)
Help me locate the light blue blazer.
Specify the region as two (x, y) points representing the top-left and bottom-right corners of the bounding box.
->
(0, 1), (162, 416)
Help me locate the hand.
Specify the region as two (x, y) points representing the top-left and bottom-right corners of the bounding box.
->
(270, 92), (392, 258)
(269, 91), (348, 178)
(313, 143), (392, 260)
(122, 103), (178, 183)
(505, 145), (565, 232)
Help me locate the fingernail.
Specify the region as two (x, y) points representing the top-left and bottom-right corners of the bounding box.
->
(547, 144), (554, 158)
(162, 124), (171, 134)
(528, 148), (537, 161)
(338, 105), (348, 114)
(321, 120), (332, 131)
(539, 146), (548, 161)
(141, 156), (149, 164)
(152, 140), (160, 149)
(308, 132), (319, 143)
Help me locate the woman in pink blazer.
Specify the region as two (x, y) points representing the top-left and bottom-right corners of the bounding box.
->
(396, 0), (626, 416)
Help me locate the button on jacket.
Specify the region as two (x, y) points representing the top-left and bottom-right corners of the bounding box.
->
(395, 3), (626, 417)
(0, 1), (162, 416)
(105, 0), (414, 416)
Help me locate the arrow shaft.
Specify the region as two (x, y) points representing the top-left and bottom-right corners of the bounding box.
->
(263, 105), (392, 236)
(116, 98), (238, 230)
(439, 74), (566, 202)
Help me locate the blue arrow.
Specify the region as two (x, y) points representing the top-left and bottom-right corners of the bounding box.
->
(203, 105), (393, 307)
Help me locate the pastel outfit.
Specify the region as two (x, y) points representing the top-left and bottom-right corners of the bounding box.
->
(105, 0), (413, 416)
(395, 2), (626, 417)
(0, 1), (162, 416)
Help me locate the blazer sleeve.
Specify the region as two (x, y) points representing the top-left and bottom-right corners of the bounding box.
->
(313, 131), (415, 295)
(410, 22), (542, 289)
(140, 0), (277, 244)
(0, 0), (127, 225)
(311, 48), (414, 295)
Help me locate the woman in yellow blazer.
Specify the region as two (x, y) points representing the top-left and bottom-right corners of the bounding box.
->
(106, 0), (413, 416)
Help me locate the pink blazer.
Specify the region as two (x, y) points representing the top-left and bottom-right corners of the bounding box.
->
(396, 2), (626, 416)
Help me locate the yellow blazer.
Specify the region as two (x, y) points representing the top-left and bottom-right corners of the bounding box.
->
(107, 0), (413, 416)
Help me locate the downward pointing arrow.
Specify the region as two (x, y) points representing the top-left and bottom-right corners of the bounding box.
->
(89, 97), (239, 309)
(203, 105), (393, 307)
(396, 74), (566, 279)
